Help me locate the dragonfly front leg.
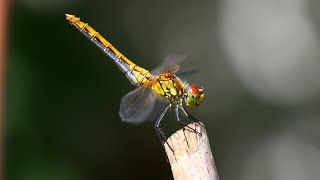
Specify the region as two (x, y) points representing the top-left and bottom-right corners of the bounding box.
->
(180, 106), (204, 134)
(175, 107), (198, 133)
(181, 106), (203, 123)
(155, 105), (173, 151)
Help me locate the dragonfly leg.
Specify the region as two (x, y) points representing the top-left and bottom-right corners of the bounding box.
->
(180, 106), (198, 122)
(180, 106), (203, 135)
(154, 105), (173, 151)
(175, 107), (197, 134)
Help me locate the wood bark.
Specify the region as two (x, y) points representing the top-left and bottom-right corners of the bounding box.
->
(164, 123), (219, 180)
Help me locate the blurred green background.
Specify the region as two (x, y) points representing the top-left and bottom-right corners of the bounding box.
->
(5, 0), (320, 179)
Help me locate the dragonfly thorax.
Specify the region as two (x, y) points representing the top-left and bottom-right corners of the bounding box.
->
(150, 73), (185, 105)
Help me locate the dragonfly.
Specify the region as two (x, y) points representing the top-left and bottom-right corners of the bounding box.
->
(65, 14), (205, 147)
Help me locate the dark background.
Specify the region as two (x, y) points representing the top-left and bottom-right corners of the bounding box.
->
(5, 0), (320, 179)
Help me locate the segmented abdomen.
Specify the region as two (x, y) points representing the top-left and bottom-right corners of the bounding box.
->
(66, 14), (152, 86)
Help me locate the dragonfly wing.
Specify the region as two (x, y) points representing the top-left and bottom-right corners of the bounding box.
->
(119, 86), (158, 124)
(151, 53), (187, 74)
(176, 69), (200, 78)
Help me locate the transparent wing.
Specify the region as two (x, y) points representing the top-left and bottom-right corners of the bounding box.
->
(119, 86), (159, 124)
(176, 69), (199, 78)
(151, 53), (187, 74)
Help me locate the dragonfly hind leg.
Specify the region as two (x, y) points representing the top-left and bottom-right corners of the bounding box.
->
(154, 105), (174, 151)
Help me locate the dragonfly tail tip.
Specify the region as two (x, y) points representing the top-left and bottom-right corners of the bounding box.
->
(65, 14), (74, 20)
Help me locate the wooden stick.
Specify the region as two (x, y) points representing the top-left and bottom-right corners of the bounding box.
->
(164, 123), (219, 180)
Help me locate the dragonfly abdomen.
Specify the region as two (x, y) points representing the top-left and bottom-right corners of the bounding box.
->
(66, 14), (151, 86)
(125, 63), (152, 86)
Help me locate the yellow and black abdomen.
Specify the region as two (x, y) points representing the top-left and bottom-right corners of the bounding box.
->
(66, 14), (152, 86)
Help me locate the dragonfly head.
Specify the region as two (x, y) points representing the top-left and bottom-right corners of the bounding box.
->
(184, 84), (205, 109)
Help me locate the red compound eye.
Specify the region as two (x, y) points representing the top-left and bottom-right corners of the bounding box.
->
(190, 84), (200, 94)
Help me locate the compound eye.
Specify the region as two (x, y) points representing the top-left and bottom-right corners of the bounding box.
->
(185, 85), (203, 108)
(189, 84), (200, 95)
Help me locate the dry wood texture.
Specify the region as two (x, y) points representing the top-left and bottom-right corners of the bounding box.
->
(164, 123), (219, 180)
